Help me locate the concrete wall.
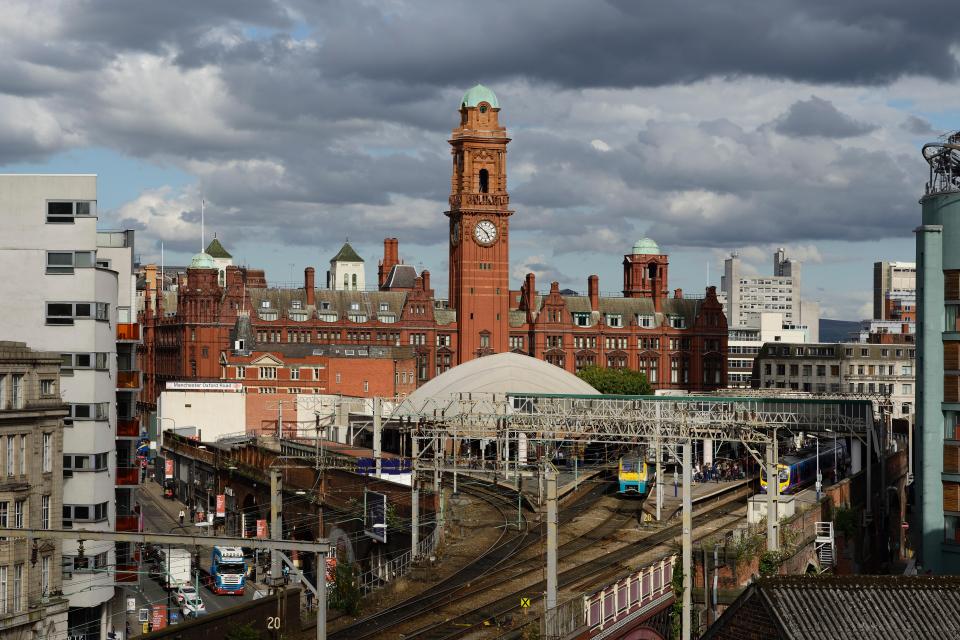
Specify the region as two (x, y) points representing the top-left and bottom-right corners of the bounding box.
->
(159, 391), (246, 442)
(139, 588), (301, 639)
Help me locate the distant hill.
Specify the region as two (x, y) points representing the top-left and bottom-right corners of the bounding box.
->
(819, 319), (862, 343)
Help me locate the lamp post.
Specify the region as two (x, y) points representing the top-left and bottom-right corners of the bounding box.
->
(809, 435), (821, 500)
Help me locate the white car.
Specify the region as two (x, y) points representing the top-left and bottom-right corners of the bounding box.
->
(175, 585), (198, 606)
(180, 593), (206, 618)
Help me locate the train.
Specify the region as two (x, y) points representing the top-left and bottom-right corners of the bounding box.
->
(760, 439), (847, 495)
(618, 455), (650, 495)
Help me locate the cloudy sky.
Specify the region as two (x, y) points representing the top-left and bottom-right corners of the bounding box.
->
(3, 0), (958, 319)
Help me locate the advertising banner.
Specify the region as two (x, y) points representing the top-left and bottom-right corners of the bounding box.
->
(164, 459), (174, 480)
(256, 519), (268, 538)
(216, 494), (226, 518)
(150, 605), (167, 630)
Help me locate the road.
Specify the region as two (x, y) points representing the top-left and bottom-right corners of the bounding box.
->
(110, 486), (255, 634)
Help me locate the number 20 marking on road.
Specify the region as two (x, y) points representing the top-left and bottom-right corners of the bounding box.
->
(267, 616), (281, 629)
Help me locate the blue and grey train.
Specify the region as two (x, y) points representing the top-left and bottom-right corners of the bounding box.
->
(760, 440), (847, 495)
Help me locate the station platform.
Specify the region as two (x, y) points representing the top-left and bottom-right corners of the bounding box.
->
(454, 464), (609, 510)
(644, 476), (756, 519)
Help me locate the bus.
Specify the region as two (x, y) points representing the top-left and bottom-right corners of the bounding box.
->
(208, 546), (247, 595)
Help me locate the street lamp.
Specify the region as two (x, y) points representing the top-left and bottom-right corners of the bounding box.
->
(809, 434), (821, 500)
(157, 416), (177, 450)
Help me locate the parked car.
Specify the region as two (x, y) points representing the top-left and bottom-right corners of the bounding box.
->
(175, 585), (198, 605)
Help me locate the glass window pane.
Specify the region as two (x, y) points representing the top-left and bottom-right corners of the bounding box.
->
(47, 202), (73, 217)
(60, 354), (73, 368)
(74, 251), (95, 268)
(75, 202), (91, 216)
(74, 506), (89, 520)
(47, 303), (72, 316)
(47, 252), (73, 266)
(74, 303), (91, 317)
(75, 354), (91, 367)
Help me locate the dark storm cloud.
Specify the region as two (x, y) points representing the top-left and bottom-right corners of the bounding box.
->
(902, 115), (936, 136)
(773, 96), (876, 138)
(315, 0), (960, 88)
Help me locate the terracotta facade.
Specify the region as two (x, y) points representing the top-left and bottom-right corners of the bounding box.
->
(138, 88), (727, 414)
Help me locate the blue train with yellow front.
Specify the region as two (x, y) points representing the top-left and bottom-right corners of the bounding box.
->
(760, 440), (846, 495)
(618, 455), (650, 495)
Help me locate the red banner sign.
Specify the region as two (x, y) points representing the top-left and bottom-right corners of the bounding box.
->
(164, 459), (174, 480)
(216, 494), (226, 518)
(256, 519), (268, 538)
(150, 604), (167, 630)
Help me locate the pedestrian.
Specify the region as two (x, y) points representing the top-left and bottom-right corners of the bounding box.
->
(178, 509), (185, 526)
(673, 470), (678, 497)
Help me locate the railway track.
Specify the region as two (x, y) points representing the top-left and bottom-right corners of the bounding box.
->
(331, 476), (614, 640)
(400, 485), (750, 640)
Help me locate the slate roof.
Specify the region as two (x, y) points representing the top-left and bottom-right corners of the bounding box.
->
(331, 242), (364, 263)
(248, 288), (408, 321)
(384, 264), (418, 289)
(702, 576), (960, 640)
(205, 237), (232, 258)
(520, 294), (705, 328)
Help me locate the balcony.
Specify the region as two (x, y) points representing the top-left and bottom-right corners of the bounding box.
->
(116, 323), (140, 342)
(116, 514), (139, 532)
(117, 370), (141, 391)
(115, 563), (139, 583)
(947, 443), (960, 475)
(117, 418), (140, 438)
(115, 467), (140, 487)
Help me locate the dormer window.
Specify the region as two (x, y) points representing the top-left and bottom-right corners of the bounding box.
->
(320, 301), (331, 310)
(572, 312), (590, 327)
(261, 301), (270, 309)
(350, 302), (360, 311)
(292, 300), (302, 310)
(636, 314), (654, 328)
(379, 303), (389, 312)
(606, 314), (622, 328)
(669, 316), (685, 329)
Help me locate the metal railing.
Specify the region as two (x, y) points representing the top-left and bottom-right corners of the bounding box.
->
(355, 525), (441, 596)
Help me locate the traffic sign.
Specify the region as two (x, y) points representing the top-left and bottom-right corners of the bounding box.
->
(520, 597), (531, 608)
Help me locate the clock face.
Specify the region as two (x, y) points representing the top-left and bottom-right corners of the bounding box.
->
(474, 219), (497, 245)
(451, 222), (460, 246)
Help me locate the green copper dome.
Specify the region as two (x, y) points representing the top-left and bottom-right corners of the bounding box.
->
(461, 84), (499, 109)
(632, 237), (660, 255)
(189, 252), (217, 269)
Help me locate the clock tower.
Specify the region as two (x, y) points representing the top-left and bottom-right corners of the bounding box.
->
(447, 84), (512, 362)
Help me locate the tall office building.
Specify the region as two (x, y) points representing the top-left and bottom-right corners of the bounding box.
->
(916, 134), (960, 573)
(0, 175), (140, 639)
(874, 261), (917, 322)
(720, 248), (820, 344)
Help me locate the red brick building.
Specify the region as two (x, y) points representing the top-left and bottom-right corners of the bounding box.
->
(138, 84), (727, 418)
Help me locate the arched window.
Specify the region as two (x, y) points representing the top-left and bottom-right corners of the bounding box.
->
(479, 169), (489, 193)
(343, 273), (349, 289)
(647, 263), (657, 280)
(351, 274), (357, 290)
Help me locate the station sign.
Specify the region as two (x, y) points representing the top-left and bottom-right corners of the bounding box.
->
(166, 381), (243, 392)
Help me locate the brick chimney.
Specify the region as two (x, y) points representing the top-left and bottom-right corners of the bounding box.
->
(588, 275), (600, 312)
(304, 267), (315, 306)
(421, 269), (431, 292)
(674, 288), (683, 299)
(379, 238), (400, 288)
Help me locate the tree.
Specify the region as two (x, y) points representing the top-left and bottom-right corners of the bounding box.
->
(329, 562), (361, 616)
(576, 366), (652, 395)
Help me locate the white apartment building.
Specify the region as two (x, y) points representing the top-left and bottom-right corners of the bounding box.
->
(720, 248), (820, 341)
(0, 175), (139, 640)
(727, 312), (809, 388)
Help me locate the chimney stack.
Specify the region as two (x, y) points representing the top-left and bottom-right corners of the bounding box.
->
(588, 275), (600, 312)
(304, 267), (315, 306)
(379, 238), (400, 288)
(421, 269), (431, 292)
(674, 288), (683, 299)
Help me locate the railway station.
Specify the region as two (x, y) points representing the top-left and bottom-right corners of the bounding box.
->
(137, 351), (909, 640)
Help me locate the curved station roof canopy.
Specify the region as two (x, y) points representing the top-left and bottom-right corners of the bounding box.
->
(405, 352), (597, 407)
